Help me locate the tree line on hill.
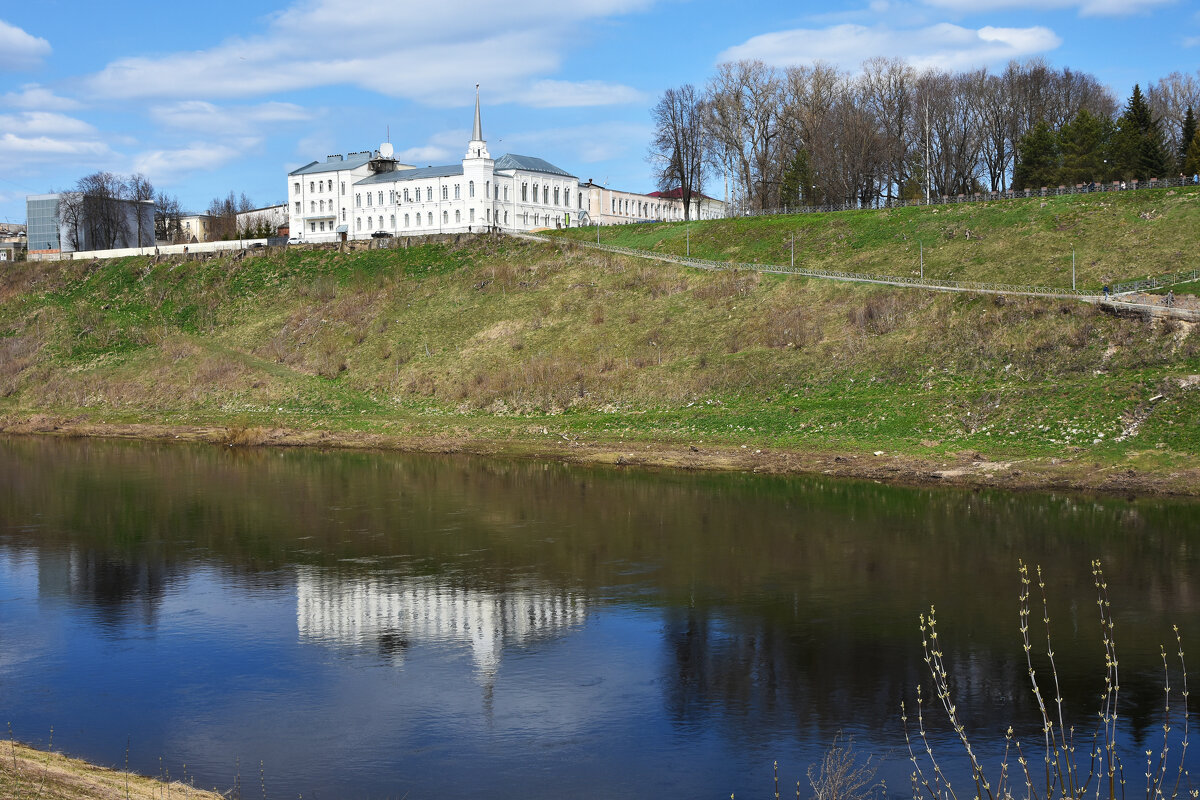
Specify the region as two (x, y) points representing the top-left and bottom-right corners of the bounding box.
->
(650, 59), (1200, 216)
(55, 173), (276, 250)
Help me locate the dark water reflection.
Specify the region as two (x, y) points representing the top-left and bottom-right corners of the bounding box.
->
(0, 435), (1197, 799)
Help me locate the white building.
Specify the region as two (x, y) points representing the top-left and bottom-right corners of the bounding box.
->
(236, 204), (289, 236)
(288, 89), (580, 243)
(575, 181), (726, 226)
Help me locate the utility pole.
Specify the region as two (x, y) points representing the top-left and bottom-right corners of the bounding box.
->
(1072, 247), (1076, 291)
(790, 233), (794, 268)
(920, 240), (924, 280)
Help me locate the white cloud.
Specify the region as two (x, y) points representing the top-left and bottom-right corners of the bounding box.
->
(1, 84), (81, 111)
(150, 100), (312, 136)
(718, 22), (1061, 72)
(83, 0), (656, 106)
(0, 111), (111, 166)
(1185, 35), (1200, 47)
(503, 121), (654, 165)
(394, 130), (469, 165)
(510, 80), (646, 108)
(920, 0), (1172, 15)
(0, 20), (50, 70)
(132, 142), (248, 184)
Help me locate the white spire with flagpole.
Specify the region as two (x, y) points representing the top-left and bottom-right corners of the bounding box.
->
(472, 83), (483, 142)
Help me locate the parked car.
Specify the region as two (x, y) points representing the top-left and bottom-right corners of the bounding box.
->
(287, 237), (302, 245)
(371, 230), (390, 239)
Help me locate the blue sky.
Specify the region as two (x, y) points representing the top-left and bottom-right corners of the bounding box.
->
(2, 0), (1198, 224)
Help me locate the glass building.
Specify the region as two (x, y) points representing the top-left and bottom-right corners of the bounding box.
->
(26, 194), (61, 252)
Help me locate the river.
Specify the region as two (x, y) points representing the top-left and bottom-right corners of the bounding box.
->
(0, 435), (1196, 798)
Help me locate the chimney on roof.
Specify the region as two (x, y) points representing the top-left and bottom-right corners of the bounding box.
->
(326, 154), (343, 162)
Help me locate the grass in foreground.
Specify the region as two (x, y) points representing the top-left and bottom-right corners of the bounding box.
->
(1, 740), (225, 800)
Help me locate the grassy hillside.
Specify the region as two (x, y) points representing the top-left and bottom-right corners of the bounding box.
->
(2, 191), (1199, 492)
(560, 186), (1200, 288)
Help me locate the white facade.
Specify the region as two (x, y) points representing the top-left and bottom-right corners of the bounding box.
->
(575, 182), (726, 226)
(236, 204), (289, 235)
(288, 90), (580, 243)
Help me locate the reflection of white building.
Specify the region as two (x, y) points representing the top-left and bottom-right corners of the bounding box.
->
(296, 568), (586, 680)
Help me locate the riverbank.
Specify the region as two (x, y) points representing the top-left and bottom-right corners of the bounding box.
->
(2, 195), (1197, 496)
(4, 412), (1198, 496)
(0, 740), (226, 800)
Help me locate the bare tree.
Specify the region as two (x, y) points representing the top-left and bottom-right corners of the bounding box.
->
(649, 84), (709, 221)
(154, 192), (184, 243)
(860, 57), (916, 203)
(59, 171), (130, 251)
(126, 174), (155, 248)
(206, 191), (254, 241)
(705, 60), (784, 210)
(1148, 71), (1200, 162)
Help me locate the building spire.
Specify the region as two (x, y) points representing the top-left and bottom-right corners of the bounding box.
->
(472, 83), (483, 142)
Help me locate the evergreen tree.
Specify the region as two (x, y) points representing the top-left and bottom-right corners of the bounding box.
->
(1013, 121), (1060, 191)
(1183, 125), (1200, 179)
(1114, 85), (1170, 181)
(1059, 109), (1108, 186)
(1179, 106), (1197, 171)
(779, 149), (814, 207)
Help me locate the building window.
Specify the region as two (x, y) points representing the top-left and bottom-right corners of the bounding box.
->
(469, 208), (475, 223)
(404, 214), (410, 227)
(532, 184), (538, 203)
(544, 186), (549, 204)
(565, 189), (570, 207)
(523, 212), (528, 225)
(486, 209), (490, 223)
(442, 210), (448, 224)
(554, 187), (559, 206)
(427, 187), (432, 202)
(390, 214), (395, 227)
(342, 209), (346, 221)
(454, 184), (460, 200)
(294, 182), (300, 195)
(368, 216), (373, 229)
(416, 213), (421, 227)
(504, 211), (508, 224)
(377, 191), (383, 206)
(319, 200), (325, 212)
(469, 181), (475, 198)
(522, 183), (528, 201)
(442, 185), (448, 200)
(355, 193), (361, 208)
(295, 202), (300, 214)
(503, 186), (508, 201)
(455, 209), (461, 223)
(310, 201), (315, 213)
(310, 181), (315, 192)
(310, 222), (316, 232)
(427, 212), (432, 226)
(319, 221), (325, 231)
(341, 182), (346, 195)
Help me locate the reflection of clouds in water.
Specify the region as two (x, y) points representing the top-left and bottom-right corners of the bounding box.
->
(296, 567), (587, 681)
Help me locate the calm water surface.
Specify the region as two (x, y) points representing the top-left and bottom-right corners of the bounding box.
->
(1, 435), (1197, 799)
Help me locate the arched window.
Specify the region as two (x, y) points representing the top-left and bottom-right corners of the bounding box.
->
(543, 186), (549, 204)
(454, 184), (460, 200)
(504, 211), (508, 224)
(469, 181), (475, 198)
(565, 189), (570, 207)
(522, 183), (528, 201)
(356, 217), (362, 231)
(532, 184), (538, 203)
(377, 191), (383, 206)
(554, 187), (559, 206)
(442, 185), (448, 200)
(319, 200), (324, 212)
(366, 193), (372, 207)
(309, 181), (314, 192)
(367, 216), (373, 229)
(503, 186), (508, 201)
(404, 188), (410, 203)
(486, 209), (490, 223)
(427, 212), (432, 226)
(310, 201), (315, 213)
(415, 213), (421, 227)
(455, 209), (461, 223)
(342, 209), (346, 221)
(404, 214), (410, 227)
(355, 193), (361, 207)
(442, 210), (448, 224)
(390, 214), (395, 227)
(294, 182), (300, 195)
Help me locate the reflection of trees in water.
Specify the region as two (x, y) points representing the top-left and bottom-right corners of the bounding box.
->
(1, 435), (1198, 746)
(661, 595), (1188, 764)
(35, 547), (175, 627)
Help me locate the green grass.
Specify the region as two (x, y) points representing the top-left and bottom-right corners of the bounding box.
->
(1, 216), (1198, 486)
(557, 186), (1200, 289)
